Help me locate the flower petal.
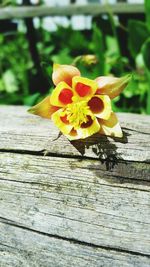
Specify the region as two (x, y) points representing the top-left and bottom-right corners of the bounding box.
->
(52, 63), (80, 87)
(50, 82), (74, 107)
(88, 95), (111, 120)
(51, 108), (73, 135)
(28, 96), (59, 119)
(72, 76), (98, 100)
(95, 74), (131, 99)
(98, 112), (123, 138)
(66, 116), (100, 140)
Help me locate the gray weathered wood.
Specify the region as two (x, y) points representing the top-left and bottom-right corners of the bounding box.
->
(0, 105), (149, 162)
(0, 3), (144, 20)
(0, 222), (150, 267)
(0, 152), (150, 255)
(0, 105), (150, 266)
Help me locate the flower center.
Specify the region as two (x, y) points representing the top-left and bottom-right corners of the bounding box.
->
(65, 101), (92, 130)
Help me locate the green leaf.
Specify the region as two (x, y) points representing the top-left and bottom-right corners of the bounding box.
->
(0, 79), (5, 92)
(2, 70), (18, 93)
(23, 93), (40, 106)
(128, 20), (149, 58)
(106, 35), (118, 56)
(142, 38), (150, 70)
(145, 0), (150, 31)
(135, 53), (145, 69)
(123, 78), (136, 98)
(145, 71), (150, 114)
(92, 24), (105, 76)
(142, 38), (150, 114)
(51, 48), (73, 65)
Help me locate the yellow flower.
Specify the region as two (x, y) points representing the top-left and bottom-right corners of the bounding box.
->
(28, 64), (131, 140)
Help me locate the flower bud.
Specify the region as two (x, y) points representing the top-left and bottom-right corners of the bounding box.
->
(81, 55), (98, 65)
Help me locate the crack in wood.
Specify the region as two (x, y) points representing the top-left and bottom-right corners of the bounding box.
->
(0, 148), (149, 164)
(122, 127), (150, 135)
(0, 107), (150, 264)
(0, 177), (150, 192)
(0, 216), (149, 258)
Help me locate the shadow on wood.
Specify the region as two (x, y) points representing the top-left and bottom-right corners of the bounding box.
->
(71, 130), (129, 171)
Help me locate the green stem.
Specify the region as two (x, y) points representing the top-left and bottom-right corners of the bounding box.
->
(71, 56), (82, 66)
(146, 70), (150, 114)
(104, 1), (124, 73)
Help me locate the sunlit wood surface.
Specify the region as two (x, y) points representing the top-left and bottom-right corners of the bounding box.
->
(0, 105), (150, 267)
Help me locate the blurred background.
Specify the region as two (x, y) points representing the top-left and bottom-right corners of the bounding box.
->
(0, 0), (150, 114)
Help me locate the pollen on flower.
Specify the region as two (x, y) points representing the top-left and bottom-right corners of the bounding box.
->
(65, 101), (93, 130)
(29, 62), (128, 140)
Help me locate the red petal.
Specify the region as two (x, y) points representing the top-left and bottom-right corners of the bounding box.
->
(70, 128), (77, 136)
(95, 89), (101, 95)
(81, 116), (93, 128)
(88, 97), (104, 114)
(75, 82), (91, 97)
(60, 115), (69, 124)
(59, 89), (73, 105)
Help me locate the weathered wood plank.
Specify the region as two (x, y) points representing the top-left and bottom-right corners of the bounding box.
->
(1, 222), (150, 267)
(0, 152), (150, 255)
(0, 151), (150, 184)
(0, 4), (144, 20)
(0, 105), (150, 162)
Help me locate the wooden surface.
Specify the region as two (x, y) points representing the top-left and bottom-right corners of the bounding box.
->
(0, 3), (144, 20)
(0, 105), (150, 267)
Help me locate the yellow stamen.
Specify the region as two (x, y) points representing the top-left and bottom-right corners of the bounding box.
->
(65, 101), (93, 130)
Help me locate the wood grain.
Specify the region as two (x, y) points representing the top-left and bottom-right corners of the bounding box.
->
(0, 4), (144, 20)
(0, 152), (150, 255)
(0, 222), (150, 267)
(0, 105), (150, 266)
(0, 105), (149, 162)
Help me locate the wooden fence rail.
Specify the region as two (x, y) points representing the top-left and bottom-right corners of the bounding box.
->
(0, 3), (144, 20)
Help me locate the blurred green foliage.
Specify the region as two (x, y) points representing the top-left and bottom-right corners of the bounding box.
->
(0, 0), (16, 6)
(0, 0), (150, 114)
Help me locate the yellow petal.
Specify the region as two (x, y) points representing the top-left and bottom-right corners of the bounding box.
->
(28, 96), (59, 119)
(53, 63), (60, 71)
(95, 74), (131, 99)
(51, 108), (73, 135)
(88, 95), (111, 120)
(72, 76), (98, 100)
(52, 63), (80, 87)
(66, 116), (100, 140)
(98, 112), (123, 138)
(50, 82), (74, 107)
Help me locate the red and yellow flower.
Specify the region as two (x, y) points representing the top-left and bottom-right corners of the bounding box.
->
(28, 64), (131, 140)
